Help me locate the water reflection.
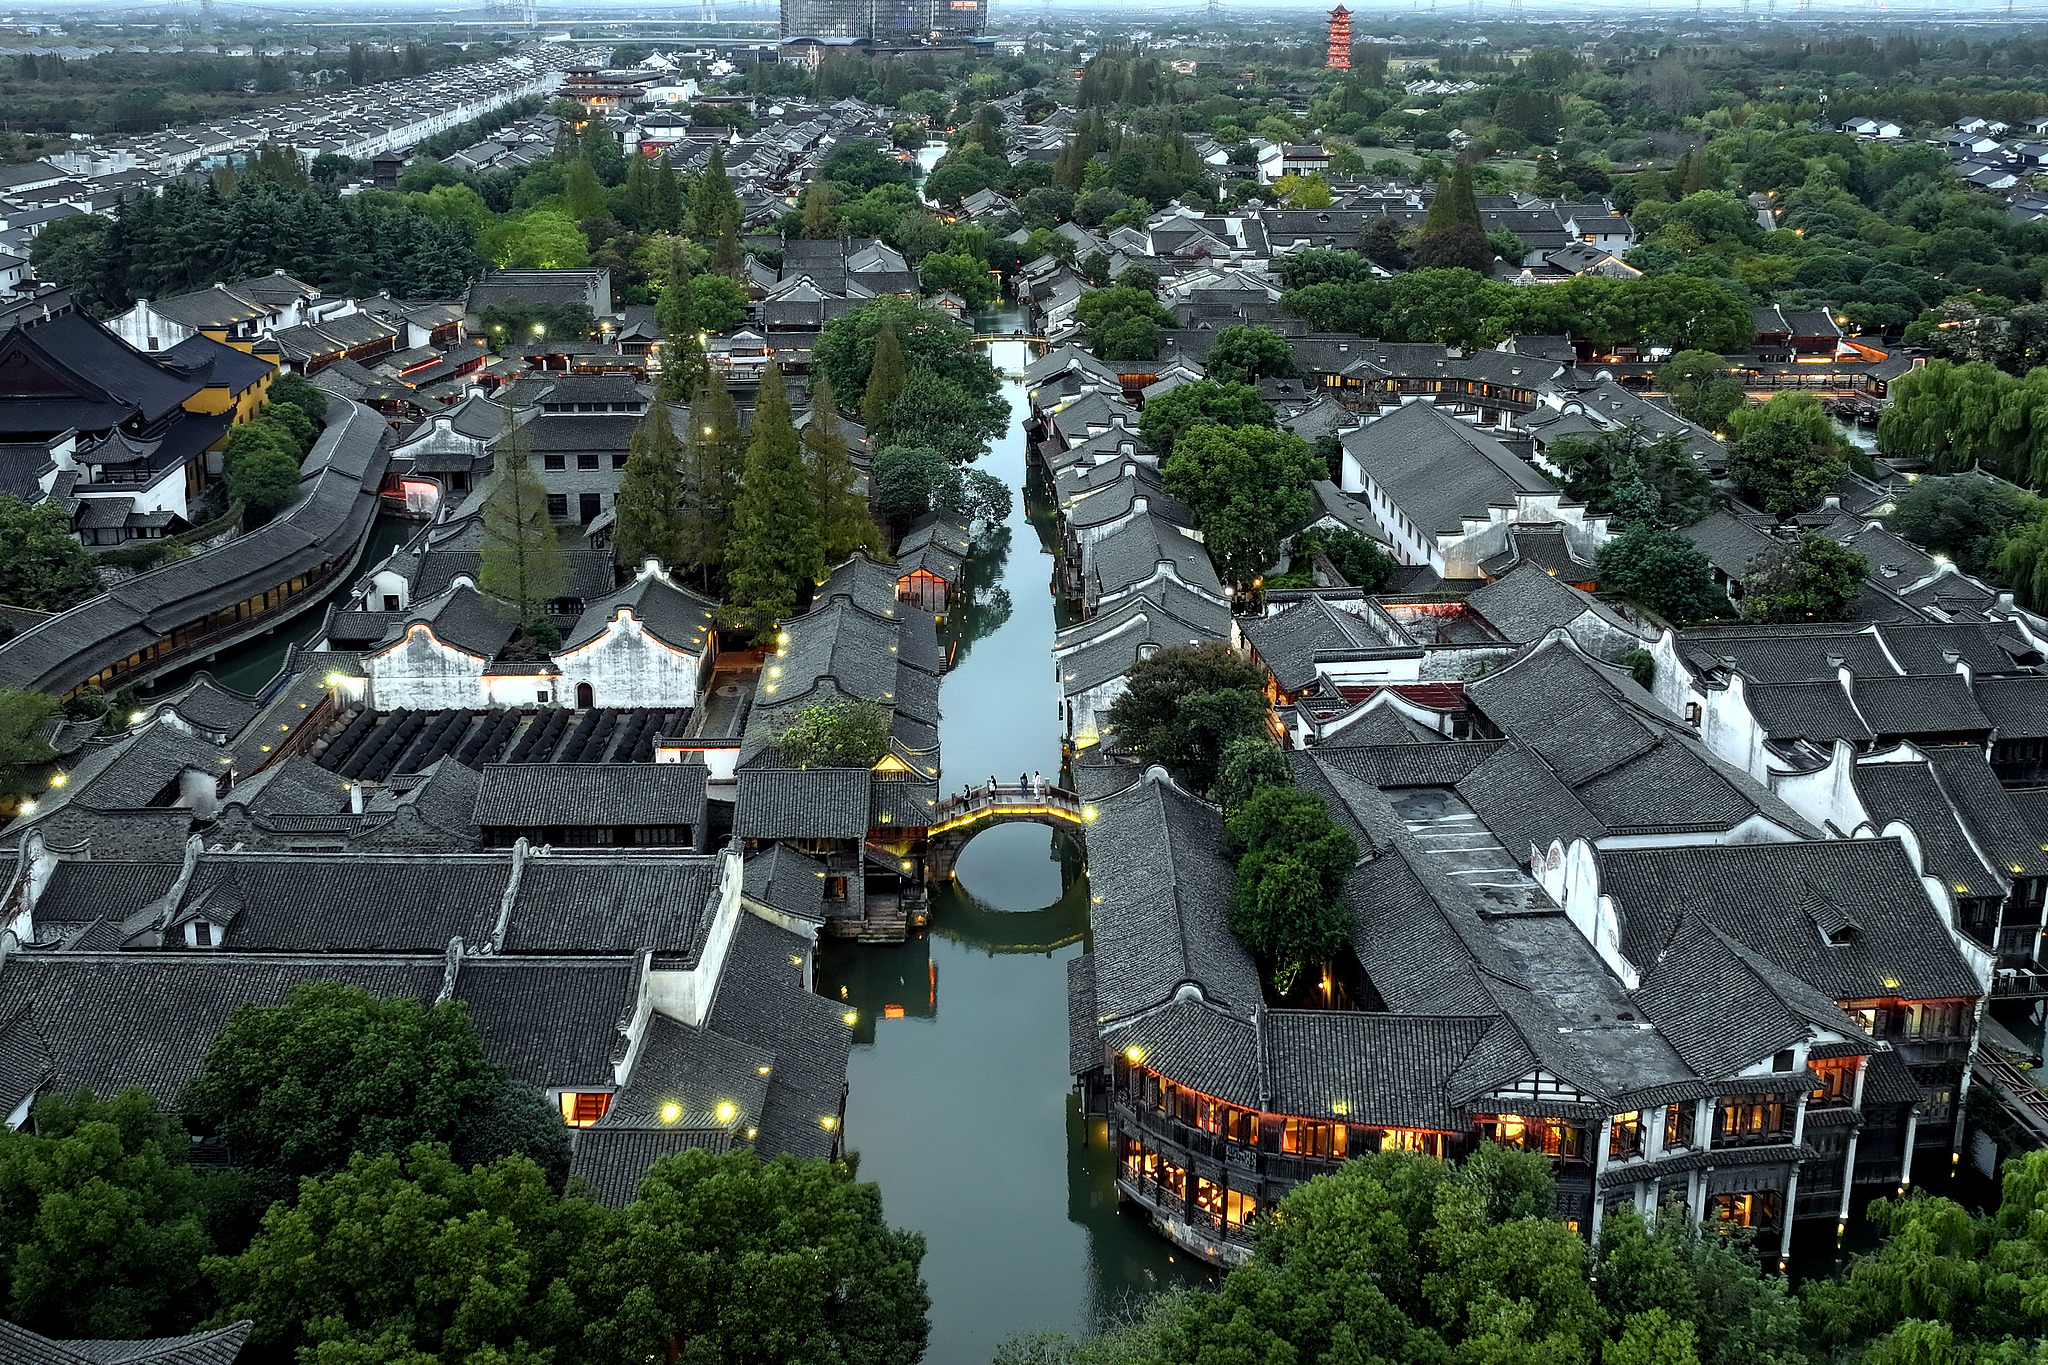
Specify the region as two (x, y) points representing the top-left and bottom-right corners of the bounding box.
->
(816, 334), (1206, 1364)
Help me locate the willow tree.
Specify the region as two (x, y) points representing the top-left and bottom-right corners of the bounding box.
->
(478, 419), (567, 643)
(804, 374), (884, 563)
(723, 365), (822, 632)
(615, 401), (689, 571)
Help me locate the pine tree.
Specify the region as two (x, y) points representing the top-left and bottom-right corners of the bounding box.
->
(800, 182), (841, 239)
(861, 322), (908, 449)
(679, 366), (743, 572)
(805, 374), (885, 563)
(478, 419), (569, 636)
(623, 152), (654, 223)
(564, 157), (606, 219)
(656, 274), (709, 404)
(724, 364), (823, 632)
(690, 146), (741, 245)
(615, 401), (689, 571)
(1420, 162), (1480, 235)
(652, 151), (683, 232)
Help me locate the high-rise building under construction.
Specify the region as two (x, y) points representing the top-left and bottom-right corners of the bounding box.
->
(780, 0), (988, 41)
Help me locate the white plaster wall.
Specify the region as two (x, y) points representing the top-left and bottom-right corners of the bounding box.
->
(644, 846), (746, 1028)
(553, 614), (703, 710)
(363, 627), (488, 709)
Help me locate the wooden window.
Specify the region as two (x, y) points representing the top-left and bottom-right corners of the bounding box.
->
(558, 1091), (611, 1127)
(1281, 1119), (1346, 1159)
(1706, 1190), (1782, 1230)
(1664, 1103), (1695, 1150)
(1609, 1111), (1643, 1160)
(1715, 1095), (1787, 1145)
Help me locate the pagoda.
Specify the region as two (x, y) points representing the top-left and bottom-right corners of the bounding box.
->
(1326, 5), (1351, 70)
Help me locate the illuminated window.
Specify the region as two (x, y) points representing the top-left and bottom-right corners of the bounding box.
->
(1811, 1060), (1856, 1104)
(1706, 1190), (1782, 1230)
(558, 1091), (611, 1127)
(1281, 1118), (1346, 1159)
(1664, 1103), (1695, 1150)
(1609, 1111), (1643, 1160)
(1716, 1095), (1787, 1145)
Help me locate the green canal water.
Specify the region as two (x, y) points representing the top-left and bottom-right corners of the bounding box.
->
(816, 337), (1213, 1364)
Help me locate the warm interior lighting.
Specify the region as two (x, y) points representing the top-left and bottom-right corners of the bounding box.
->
(884, 1004), (906, 1019)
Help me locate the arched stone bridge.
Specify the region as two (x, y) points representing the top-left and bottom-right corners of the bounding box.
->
(922, 783), (1096, 882)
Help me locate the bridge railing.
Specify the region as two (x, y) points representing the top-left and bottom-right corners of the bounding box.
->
(930, 782), (1085, 824)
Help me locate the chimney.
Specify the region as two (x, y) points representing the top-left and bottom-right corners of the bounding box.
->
(348, 783), (364, 815)
(1822, 495), (1840, 510)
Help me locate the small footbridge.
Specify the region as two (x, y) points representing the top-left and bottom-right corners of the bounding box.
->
(922, 782), (1096, 881)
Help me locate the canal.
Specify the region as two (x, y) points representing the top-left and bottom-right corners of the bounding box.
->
(139, 514), (417, 701)
(815, 332), (1212, 1364)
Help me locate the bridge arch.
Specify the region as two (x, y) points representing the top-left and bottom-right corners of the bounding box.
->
(922, 784), (1096, 882)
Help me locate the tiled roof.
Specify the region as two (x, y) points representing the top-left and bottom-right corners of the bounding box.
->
(505, 856), (718, 958)
(1240, 595), (1380, 693)
(1744, 680), (1871, 745)
(1086, 770), (1264, 1023)
(1598, 839), (1983, 1003)
(732, 767), (870, 839)
(0, 1319), (254, 1365)
(453, 954), (637, 1088)
(1850, 673), (1993, 737)
(1340, 401), (1554, 538)
(569, 1126), (734, 1206)
(704, 910), (851, 1160)
(472, 762), (709, 830)
(741, 844), (827, 922)
(1264, 1011), (1493, 1130)
(1103, 995), (1261, 1109)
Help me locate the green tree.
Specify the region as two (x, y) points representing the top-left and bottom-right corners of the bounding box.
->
(1163, 424), (1322, 585)
(1225, 786), (1357, 994)
(723, 364), (823, 632)
(476, 420), (569, 635)
(1421, 161), (1482, 234)
(887, 367), (1007, 465)
(1546, 428), (1713, 528)
(181, 983), (568, 1199)
(799, 180), (842, 238)
(207, 1145), (596, 1364)
(0, 1088), (211, 1340)
(268, 370), (328, 422)
(656, 276), (711, 404)
(1739, 533), (1869, 624)
(0, 688), (60, 802)
(1203, 325), (1296, 386)
(1212, 734), (1292, 815)
(804, 374), (884, 563)
(0, 495), (99, 611)
(1725, 393), (1856, 516)
(861, 320), (910, 449)
(491, 208), (589, 269)
(1888, 475), (2039, 579)
(873, 445), (960, 528)
(774, 699), (893, 767)
(689, 271), (748, 332)
(814, 298), (1004, 442)
(564, 156), (606, 217)
(679, 366), (744, 571)
(918, 250), (997, 309)
(1102, 642), (1270, 787)
(1594, 1206), (1805, 1365)
(955, 468), (1013, 526)
(1137, 379), (1275, 461)
(579, 1149), (930, 1365)
(225, 444), (302, 521)
(1597, 526), (1726, 624)
(1075, 285), (1176, 363)
(615, 400), (689, 571)
(1296, 527), (1397, 590)
(1657, 350), (1748, 432)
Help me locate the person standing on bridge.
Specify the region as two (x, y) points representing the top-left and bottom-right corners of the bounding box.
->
(1032, 771), (1045, 798)
(1019, 772), (1030, 795)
